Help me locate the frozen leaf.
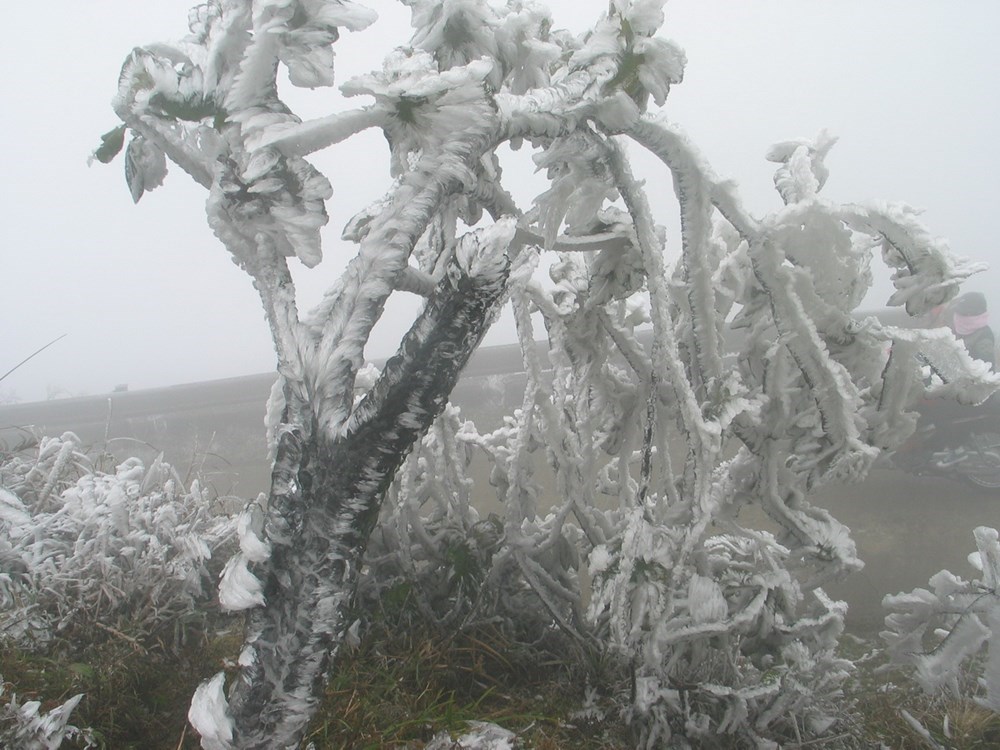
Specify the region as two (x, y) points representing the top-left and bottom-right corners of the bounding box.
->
(632, 36), (686, 107)
(341, 48), (495, 174)
(236, 506), (271, 563)
(974, 526), (1000, 588)
(766, 130), (838, 204)
(688, 574), (728, 623)
(189, 672), (234, 750)
(124, 135), (167, 203)
(0, 488), (30, 529)
(90, 124), (127, 165)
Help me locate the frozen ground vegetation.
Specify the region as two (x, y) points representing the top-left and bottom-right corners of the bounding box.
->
(1, 433), (232, 647)
(87, 0), (1000, 747)
(882, 527), (1000, 735)
(0, 434), (232, 746)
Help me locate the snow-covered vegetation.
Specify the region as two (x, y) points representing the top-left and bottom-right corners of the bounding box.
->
(0, 433), (233, 746)
(883, 527), (1000, 715)
(0, 682), (93, 750)
(58, 0), (1000, 746)
(1, 433), (232, 648)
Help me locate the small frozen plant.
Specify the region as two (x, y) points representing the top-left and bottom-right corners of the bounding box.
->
(883, 526), (1000, 712)
(0, 433), (233, 648)
(0, 676), (95, 750)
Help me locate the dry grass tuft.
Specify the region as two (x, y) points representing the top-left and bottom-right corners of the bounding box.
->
(1, 614), (242, 749)
(302, 621), (630, 749)
(843, 640), (1000, 750)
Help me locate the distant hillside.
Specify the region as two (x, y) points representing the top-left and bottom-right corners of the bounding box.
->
(0, 339), (549, 497)
(0, 308), (914, 495)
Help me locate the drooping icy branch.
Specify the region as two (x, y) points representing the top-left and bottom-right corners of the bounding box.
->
(749, 233), (872, 463)
(604, 137), (718, 449)
(620, 115), (726, 391)
(632, 116), (885, 475)
(628, 114), (760, 242)
(840, 202), (987, 315)
(880, 325), (1000, 405)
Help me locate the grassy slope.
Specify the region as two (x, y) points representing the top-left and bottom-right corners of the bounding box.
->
(5, 614), (1000, 748)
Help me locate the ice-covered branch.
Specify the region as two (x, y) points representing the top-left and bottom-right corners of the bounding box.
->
(628, 114), (761, 241)
(841, 201), (987, 315)
(247, 106), (385, 156)
(623, 117), (724, 389)
(220, 218), (517, 748)
(305, 127), (503, 436)
(604, 137), (717, 453)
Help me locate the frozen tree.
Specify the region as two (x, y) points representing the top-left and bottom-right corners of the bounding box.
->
(98, 0), (996, 746)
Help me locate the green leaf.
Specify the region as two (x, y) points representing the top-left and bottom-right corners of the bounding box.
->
(92, 125), (127, 164)
(69, 662), (96, 680)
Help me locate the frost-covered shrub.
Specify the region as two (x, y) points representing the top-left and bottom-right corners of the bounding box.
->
(0, 432), (233, 648)
(883, 526), (1000, 713)
(0, 677), (95, 750)
(360, 124), (996, 744)
(102, 0), (999, 746)
(588, 520), (853, 747)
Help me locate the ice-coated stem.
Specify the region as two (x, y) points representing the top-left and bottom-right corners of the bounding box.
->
(225, 229), (514, 748)
(304, 129), (503, 437)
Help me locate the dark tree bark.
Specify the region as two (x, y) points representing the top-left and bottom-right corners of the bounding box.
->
(226, 253), (512, 748)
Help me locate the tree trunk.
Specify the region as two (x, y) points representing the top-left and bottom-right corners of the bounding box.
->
(226, 254), (512, 748)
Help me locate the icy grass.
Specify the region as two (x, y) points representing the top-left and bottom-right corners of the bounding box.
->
(4, 434), (1000, 748)
(0, 433), (234, 648)
(6, 614), (1000, 749)
(0, 433), (237, 748)
(843, 638), (1000, 750)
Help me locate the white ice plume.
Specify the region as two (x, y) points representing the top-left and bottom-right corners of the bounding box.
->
(218, 553), (265, 611)
(189, 672), (235, 750)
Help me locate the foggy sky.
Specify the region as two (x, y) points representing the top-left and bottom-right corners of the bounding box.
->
(2, 1), (998, 403)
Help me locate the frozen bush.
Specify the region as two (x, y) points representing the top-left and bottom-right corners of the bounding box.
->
(883, 526), (1000, 712)
(0, 432), (233, 649)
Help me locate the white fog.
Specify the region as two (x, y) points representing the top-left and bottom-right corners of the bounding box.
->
(1, 0), (998, 402)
